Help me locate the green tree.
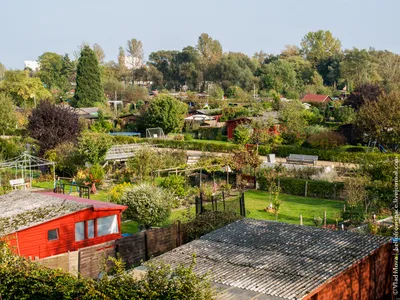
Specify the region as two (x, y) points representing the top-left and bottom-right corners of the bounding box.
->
(77, 131), (112, 164)
(316, 55), (342, 86)
(148, 50), (181, 89)
(127, 146), (161, 181)
(0, 93), (17, 135)
(356, 91), (400, 148)
(126, 38), (144, 69)
(45, 142), (83, 177)
(121, 183), (172, 228)
(233, 124), (252, 145)
(197, 33), (223, 85)
(0, 62), (6, 81)
(211, 52), (257, 92)
(72, 46), (104, 107)
(138, 94), (187, 134)
(197, 33), (223, 68)
(370, 50), (400, 93)
(259, 59), (298, 96)
(0, 70), (51, 107)
(278, 100), (308, 143)
(333, 105), (356, 124)
(93, 43), (106, 64)
(37, 52), (65, 90)
(341, 48), (381, 87)
(300, 30), (342, 66)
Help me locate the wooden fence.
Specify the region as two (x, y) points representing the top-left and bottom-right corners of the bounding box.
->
(37, 222), (182, 278)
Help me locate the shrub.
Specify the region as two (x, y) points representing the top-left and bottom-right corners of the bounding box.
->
(233, 124), (252, 145)
(0, 242), (215, 300)
(184, 133), (193, 141)
(0, 137), (26, 160)
(121, 183), (173, 228)
(45, 142), (83, 177)
(160, 175), (186, 198)
(174, 134), (184, 141)
(197, 127), (224, 141)
(109, 182), (133, 203)
(304, 125), (328, 138)
(273, 145), (400, 163)
(307, 131), (346, 150)
(78, 131), (112, 164)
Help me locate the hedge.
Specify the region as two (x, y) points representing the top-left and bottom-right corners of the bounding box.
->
(196, 127), (226, 140)
(257, 175), (393, 204)
(272, 145), (399, 163)
(257, 176), (344, 200)
(110, 136), (399, 163)
(111, 136), (241, 152)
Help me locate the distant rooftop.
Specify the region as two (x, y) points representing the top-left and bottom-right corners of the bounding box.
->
(0, 191), (127, 236)
(301, 94), (332, 103)
(154, 219), (388, 300)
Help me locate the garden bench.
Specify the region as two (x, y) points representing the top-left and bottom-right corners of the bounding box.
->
(286, 154), (318, 166)
(9, 178), (27, 190)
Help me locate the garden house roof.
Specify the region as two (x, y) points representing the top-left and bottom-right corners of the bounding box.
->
(0, 191), (127, 236)
(154, 218), (388, 300)
(301, 94), (332, 103)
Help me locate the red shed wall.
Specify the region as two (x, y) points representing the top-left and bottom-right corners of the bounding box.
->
(7, 208), (123, 259)
(304, 243), (393, 300)
(227, 119), (250, 139)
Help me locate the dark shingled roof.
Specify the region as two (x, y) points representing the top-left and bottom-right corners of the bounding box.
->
(154, 219), (389, 300)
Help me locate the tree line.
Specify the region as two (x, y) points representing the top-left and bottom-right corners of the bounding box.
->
(0, 30), (399, 109)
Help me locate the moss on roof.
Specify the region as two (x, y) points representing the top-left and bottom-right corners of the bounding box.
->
(0, 191), (90, 236)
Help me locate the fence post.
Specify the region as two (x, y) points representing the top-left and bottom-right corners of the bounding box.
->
(323, 211), (327, 227)
(222, 191), (226, 211)
(211, 195), (215, 211)
(240, 192), (246, 217)
(305, 181), (308, 197)
(200, 193), (204, 214)
(144, 231), (149, 261)
(300, 215), (303, 226)
(195, 196), (200, 215)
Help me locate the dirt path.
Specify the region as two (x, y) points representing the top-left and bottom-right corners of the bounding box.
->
(185, 149), (357, 169)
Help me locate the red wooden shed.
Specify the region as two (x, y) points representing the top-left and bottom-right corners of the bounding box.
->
(0, 191), (127, 259)
(226, 111), (280, 140)
(226, 117), (252, 140)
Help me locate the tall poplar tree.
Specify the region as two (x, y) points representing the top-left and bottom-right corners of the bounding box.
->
(72, 46), (104, 107)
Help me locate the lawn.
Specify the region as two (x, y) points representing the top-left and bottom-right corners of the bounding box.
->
(31, 180), (344, 231)
(31, 181), (110, 202)
(244, 190), (343, 226)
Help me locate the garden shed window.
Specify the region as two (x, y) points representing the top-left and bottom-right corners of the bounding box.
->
(97, 215), (118, 236)
(88, 219), (94, 239)
(75, 222), (85, 241)
(48, 229), (59, 241)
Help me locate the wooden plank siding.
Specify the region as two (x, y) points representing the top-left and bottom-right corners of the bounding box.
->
(6, 208), (123, 259)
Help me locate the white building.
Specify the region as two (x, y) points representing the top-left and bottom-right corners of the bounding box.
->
(24, 61), (40, 71)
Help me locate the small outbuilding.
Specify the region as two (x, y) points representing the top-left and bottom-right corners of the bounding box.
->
(0, 191), (127, 259)
(226, 111), (280, 140)
(301, 94), (333, 104)
(154, 219), (392, 300)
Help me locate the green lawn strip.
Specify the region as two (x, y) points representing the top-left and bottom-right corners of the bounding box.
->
(244, 190), (343, 226)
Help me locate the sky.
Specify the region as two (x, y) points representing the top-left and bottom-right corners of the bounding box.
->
(1, 0), (399, 69)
